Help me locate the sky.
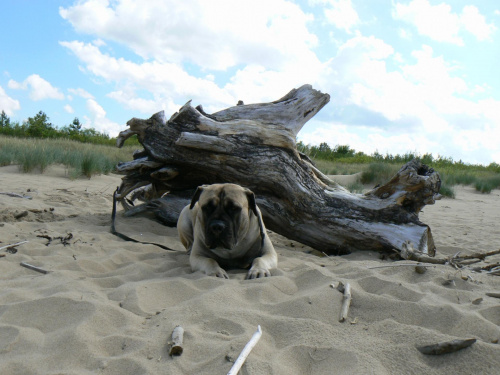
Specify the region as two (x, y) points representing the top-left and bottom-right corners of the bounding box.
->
(1, 0), (499, 165)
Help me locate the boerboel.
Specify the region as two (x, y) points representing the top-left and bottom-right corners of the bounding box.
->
(177, 184), (277, 279)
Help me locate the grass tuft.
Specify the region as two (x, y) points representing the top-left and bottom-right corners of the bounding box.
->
(474, 176), (500, 194)
(360, 163), (400, 186)
(0, 136), (135, 177)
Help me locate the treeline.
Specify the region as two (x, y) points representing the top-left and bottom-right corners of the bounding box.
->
(297, 141), (500, 172)
(0, 110), (138, 146)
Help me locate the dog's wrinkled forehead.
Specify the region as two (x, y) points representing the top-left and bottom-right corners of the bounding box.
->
(200, 184), (247, 208)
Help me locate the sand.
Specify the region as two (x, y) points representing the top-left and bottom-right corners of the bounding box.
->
(0, 164), (499, 375)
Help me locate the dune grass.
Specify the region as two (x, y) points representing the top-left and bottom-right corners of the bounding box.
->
(313, 158), (500, 197)
(0, 136), (136, 178)
(2, 135), (499, 195)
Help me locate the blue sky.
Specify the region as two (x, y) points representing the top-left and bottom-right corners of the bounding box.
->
(1, 0), (499, 165)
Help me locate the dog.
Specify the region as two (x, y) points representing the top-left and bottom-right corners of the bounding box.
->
(177, 183), (277, 279)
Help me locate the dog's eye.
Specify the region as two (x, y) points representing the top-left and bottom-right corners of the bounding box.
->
(225, 202), (241, 213)
(202, 201), (216, 213)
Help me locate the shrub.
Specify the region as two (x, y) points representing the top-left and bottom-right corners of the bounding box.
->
(474, 176), (500, 194)
(439, 183), (455, 199)
(360, 163), (399, 185)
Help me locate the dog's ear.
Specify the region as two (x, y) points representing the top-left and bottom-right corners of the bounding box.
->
(245, 188), (266, 247)
(244, 189), (258, 217)
(190, 186), (205, 209)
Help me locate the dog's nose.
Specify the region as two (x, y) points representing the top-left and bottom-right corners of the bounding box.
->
(209, 220), (226, 235)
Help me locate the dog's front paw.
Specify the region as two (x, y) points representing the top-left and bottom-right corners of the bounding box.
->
(206, 267), (229, 279)
(246, 267), (271, 279)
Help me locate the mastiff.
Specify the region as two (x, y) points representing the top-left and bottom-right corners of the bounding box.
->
(177, 183), (277, 279)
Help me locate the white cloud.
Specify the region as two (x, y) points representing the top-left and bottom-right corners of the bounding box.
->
(56, 0), (499, 164)
(310, 35), (500, 164)
(64, 104), (74, 114)
(0, 85), (21, 116)
(60, 0), (318, 71)
(68, 88), (94, 99)
(8, 74), (65, 101)
(461, 5), (497, 41)
(85, 98), (122, 136)
(393, 0), (496, 45)
(107, 90), (176, 115)
(312, 0), (360, 34)
(60, 41), (233, 107)
(60, 40), (320, 114)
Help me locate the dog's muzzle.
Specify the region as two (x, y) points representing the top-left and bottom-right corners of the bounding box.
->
(207, 219), (232, 249)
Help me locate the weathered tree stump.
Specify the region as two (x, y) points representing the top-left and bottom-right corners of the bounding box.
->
(115, 85), (441, 256)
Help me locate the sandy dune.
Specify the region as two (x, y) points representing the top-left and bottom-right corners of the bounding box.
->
(0, 165), (499, 374)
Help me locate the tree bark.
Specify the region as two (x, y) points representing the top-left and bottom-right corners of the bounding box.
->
(115, 84), (441, 256)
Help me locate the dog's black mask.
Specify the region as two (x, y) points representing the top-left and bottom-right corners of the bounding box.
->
(202, 193), (241, 249)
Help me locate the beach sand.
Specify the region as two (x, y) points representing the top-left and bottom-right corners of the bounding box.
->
(0, 164), (499, 374)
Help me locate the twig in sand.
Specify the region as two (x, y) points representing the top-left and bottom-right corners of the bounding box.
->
(169, 325), (184, 356)
(368, 263), (435, 269)
(337, 282), (352, 323)
(459, 249), (500, 260)
(400, 242), (448, 264)
(401, 242), (500, 271)
(14, 211), (29, 219)
(227, 325), (263, 375)
(485, 292), (500, 299)
(417, 338), (476, 355)
(20, 262), (49, 274)
(0, 192), (32, 199)
(0, 241), (29, 251)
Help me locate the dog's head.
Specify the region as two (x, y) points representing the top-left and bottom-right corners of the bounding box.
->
(190, 183), (262, 250)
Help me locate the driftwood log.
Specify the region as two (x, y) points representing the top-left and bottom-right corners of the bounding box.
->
(115, 85), (441, 256)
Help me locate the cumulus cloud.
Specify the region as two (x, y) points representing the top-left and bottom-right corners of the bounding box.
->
(59, 0), (318, 71)
(311, 35), (500, 164)
(85, 98), (122, 136)
(68, 88), (94, 99)
(0, 85), (21, 116)
(56, 0), (499, 164)
(60, 41), (235, 110)
(393, 0), (496, 45)
(312, 0), (360, 34)
(8, 74), (65, 101)
(64, 104), (74, 114)
(60, 40), (319, 114)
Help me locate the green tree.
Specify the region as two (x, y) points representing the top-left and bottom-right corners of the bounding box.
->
(69, 117), (82, 133)
(0, 110), (11, 129)
(25, 111), (54, 138)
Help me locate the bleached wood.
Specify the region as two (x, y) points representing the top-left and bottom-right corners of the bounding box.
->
(227, 325), (263, 375)
(169, 325), (184, 356)
(338, 282), (352, 322)
(115, 85), (440, 256)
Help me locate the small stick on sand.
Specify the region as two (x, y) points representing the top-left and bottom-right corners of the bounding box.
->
(338, 282), (352, 322)
(0, 241), (29, 251)
(0, 192), (32, 199)
(417, 338), (476, 355)
(227, 325), (263, 375)
(485, 292), (500, 299)
(169, 325), (184, 356)
(368, 263), (435, 269)
(20, 262), (49, 274)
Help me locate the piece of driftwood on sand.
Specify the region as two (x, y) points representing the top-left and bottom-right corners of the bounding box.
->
(169, 325), (184, 356)
(417, 338), (476, 355)
(20, 262), (49, 274)
(337, 282), (352, 322)
(227, 325), (263, 375)
(114, 85), (441, 256)
(0, 241), (29, 251)
(401, 242), (500, 273)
